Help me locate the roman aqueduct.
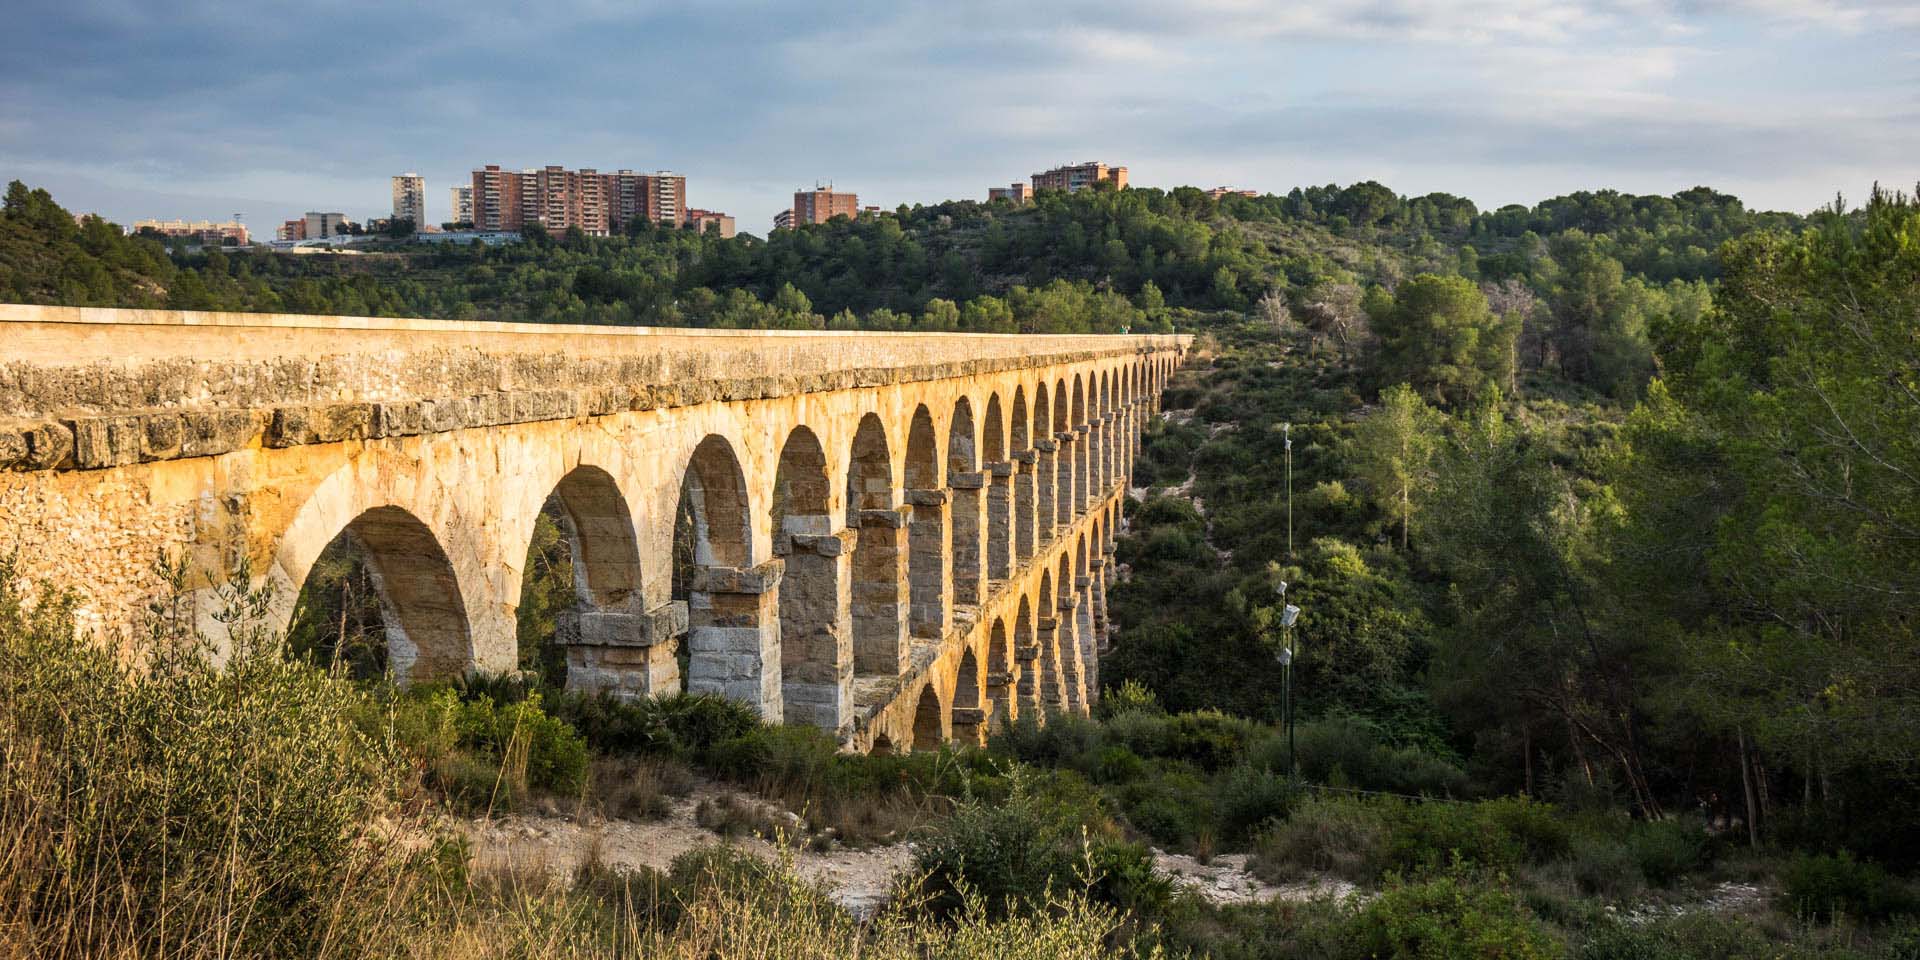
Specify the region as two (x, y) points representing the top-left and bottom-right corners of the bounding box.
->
(0, 305), (1188, 752)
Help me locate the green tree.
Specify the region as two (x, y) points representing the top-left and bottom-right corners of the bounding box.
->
(1345, 384), (1443, 549)
(1368, 274), (1517, 406)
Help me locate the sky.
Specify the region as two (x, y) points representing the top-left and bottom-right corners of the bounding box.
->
(3, 0), (1917, 234)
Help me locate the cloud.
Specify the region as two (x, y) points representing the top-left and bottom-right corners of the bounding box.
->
(1, 0), (1914, 225)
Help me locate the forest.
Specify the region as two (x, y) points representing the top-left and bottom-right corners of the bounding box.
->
(3, 176), (1918, 958)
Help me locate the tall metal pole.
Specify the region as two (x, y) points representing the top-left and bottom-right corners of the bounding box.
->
(1284, 624), (1295, 775)
(1284, 423), (1293, 560)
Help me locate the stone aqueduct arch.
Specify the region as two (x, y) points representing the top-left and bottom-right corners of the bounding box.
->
(0, 306), (1187, 750)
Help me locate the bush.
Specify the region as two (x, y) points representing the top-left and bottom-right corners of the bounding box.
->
(909, 774), (1148, 920)
(1782, 852), (1914, 923)
(1567, 834), (1646, 900)
(1333, 872), (1562, 960)
(1254, 794), (1392, 883)
(1627, 818), (1712, 887)
(0, 562), (449, 957)
(1214, 765), (1304, 841)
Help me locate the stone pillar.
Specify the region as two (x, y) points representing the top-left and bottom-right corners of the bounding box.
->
(564, 600), (687, 700)
(780, 529), (856, 731)
(1090, 557), (1111, 652)
(1072, 581), (1096, 711)
(951, 705), (987, 746)
(985, 461), (1014, 581)
(1013, 451), (1037, 562)
(1074, 423), (1093, 513)
(948, 470), (986, 607)
(1033, 438), (1058, 544)
(686, 560), (785, 722)
(853, 507), (910, 676)
(906, 488), (951, 640)
(988, 658), (1018, 725)
(1088, 417), (1105, 498)
(1054, 430), (1076, 527)
(1016, 632), (1044, 714)
(1037, 612), (1068, 711)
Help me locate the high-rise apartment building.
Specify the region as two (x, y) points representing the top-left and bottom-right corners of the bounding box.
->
(449, 185), (473, 224)
(791, 186), (859, 225)
(1031, 161), (1128, 193)
(468, 165), (687, 235)
(391, 173), (426, 226)
(771, 209), (795, 232)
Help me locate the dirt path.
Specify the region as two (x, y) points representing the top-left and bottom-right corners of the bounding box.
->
(465, 789), (913, 919)
(1151, 850), (1358, 906)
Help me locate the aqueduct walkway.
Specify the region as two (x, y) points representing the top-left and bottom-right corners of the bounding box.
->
(0, 305), (1187, 751)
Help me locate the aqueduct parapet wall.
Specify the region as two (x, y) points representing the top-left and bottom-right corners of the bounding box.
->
(0, 305), (1188, 748)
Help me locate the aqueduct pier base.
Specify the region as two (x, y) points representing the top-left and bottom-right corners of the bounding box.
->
(0, 305), (1188, 751)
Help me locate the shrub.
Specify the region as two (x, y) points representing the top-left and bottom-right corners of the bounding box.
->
(1098, 678), (1165, 719)
(1253, 794), (1392, 883)
(1626, 818), (1712, 887)
(1567, 834), (1646, 900)
(1333, 872), (1562, 960)
(1388, 799), (1528, 875)
(1214, 765), (1304, 841)
(1782, 852), (1914, 923)
(0, 562), (448, 957)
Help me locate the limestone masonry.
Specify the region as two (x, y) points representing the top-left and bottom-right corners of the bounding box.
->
(0, 305), (1188, 751)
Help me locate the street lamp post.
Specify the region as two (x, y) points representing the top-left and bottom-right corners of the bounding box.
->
(1284, 422), (1293, 560)
(1274, 580), (1302, 777)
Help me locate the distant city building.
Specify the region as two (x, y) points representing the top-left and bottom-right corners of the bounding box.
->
(1205, 186), (1259, 200)
(132, 218), (250, 245)
(685, 208), (736, 238)
(449, 185), (473, 224)
(277, 219), (305, 241)
(468, 165), (687, 236)
(771, 209), (794, 231)
(791, 185), (859, 225)
(391, 173), (426, 226)
(303, 212), (349, 238)
(987, 182), (1033, 203)
(1031, 161), (1128, 193)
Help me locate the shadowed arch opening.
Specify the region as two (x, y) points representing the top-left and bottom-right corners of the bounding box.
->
(288, 505), (471, 685)
(516, 465), (642, 687)
(773, 426), (849, 729)
(870, 733), (895, 756)
(987, 617), (1013, 724)
(1052, 379), (1071, 527)
(948, 397), (984, 608)
(1071, 375), (1089, 515)
(1033, 381), (1055, 537)
(1014, 594), (1036, 714)
(905, 405), (948, 639)
(912, 684), (945, 752)
(677, 435), (773, 714)
(848, 413), (907, 676)
(1010, 386), (1035, 561)
(982, 393), (1011, 582)
(953, 646), (984, 744)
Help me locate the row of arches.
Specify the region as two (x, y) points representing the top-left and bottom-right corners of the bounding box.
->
(278, 350), (1182, 744)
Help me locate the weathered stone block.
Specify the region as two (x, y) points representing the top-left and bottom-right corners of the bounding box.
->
(180, 410), (253, 458)
(268, 403), (373, 446)
(987, 461), (1014, 478)
(859, 507), (910, 530)
(947, 470), (985, 490)
(690, 559), (786, 595)
(904, 488), (948, 507)
(1034, 438), (1058, 453)
(0, 428), (25, 469)
(791, 529), (857, 557)
(140, 413), (182, 460)
(22, 421), (73, 469)
(373, 400), (424, 438)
